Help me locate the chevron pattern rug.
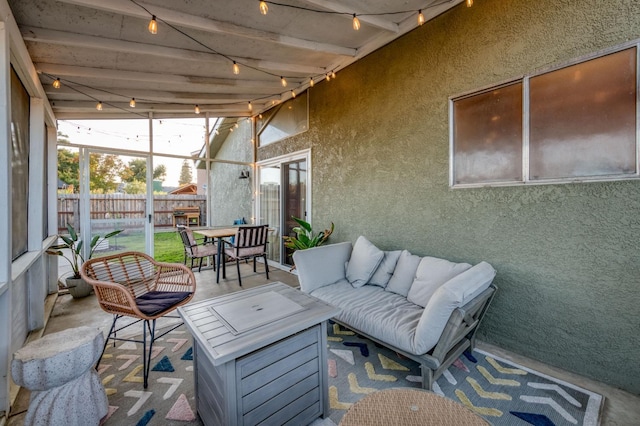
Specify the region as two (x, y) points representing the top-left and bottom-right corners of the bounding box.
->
(98, 322), (603, 426)
(327, 321), (603, 426)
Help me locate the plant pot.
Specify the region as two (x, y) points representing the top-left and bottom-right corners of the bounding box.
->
(65, 276), (93, 299)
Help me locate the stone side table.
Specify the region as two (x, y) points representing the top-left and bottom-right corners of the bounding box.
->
(11, 326), (109, 426)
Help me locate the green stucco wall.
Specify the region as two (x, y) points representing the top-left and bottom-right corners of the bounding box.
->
(210, 121), (253, 226)
(259, 0), (640, 393)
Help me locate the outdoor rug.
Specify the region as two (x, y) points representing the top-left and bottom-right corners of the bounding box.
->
(99, 322), (603, 426)
(327, 320), (603, 426)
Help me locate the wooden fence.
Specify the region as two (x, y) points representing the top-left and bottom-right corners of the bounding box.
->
(57, 194), (206, 233)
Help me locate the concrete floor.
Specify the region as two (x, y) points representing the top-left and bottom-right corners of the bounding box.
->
(8, 262), (640, 425)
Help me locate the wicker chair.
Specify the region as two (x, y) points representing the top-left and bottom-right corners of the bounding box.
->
(80, 251), (196, 388)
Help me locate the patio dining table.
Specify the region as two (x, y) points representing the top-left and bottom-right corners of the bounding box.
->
(195, 227), (238, 283)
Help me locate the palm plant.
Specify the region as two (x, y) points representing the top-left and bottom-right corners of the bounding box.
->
(47, 223), (123, 278)
(283, 217), (334, 251)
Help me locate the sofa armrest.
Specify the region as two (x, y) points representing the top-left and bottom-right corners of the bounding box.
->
(412, 261), (496, 355)
(293, 242), (352, 294)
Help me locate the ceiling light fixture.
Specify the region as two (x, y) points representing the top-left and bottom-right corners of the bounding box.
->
(259, 1), (269, 15)
(418, 10), (425, 25)
(194, 104), (200, 114)
(148, 15), (158, 34)
(96, 101), (103, 111)
(352, 14), (361, 30)
(233, 61), (240, 75)
(129, 98), (136, 108)
(280, 76), (287, 87)
(52, 78), (61, 89)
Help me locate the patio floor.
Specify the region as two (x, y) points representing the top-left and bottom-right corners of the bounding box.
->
(7, 262), (640, 425)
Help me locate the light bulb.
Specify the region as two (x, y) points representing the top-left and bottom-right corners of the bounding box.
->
(194, 104), (200, 114)
(291, 90), (296, 98)
(331, 70), (336, 79)
(215, 129), (220, 135)
(248, 101), (252, 111)
(52, 78), (61, 89)
(326, 73), (331, 81)
(309, 78), (314, 87)
(129, 98), (136, 108)
(466, 0), (473, 7)
(352, 14), (360, 31)
(281, 76), (287, 87)
(229, 127), (234, 132)
(418, 10), (425, 25)
(148, 15), (158, 34)
(234, 123), (239, 129)
(233, 61), (240, 75)
(96, 101), (103, 111)
(259, 1), (268, 15)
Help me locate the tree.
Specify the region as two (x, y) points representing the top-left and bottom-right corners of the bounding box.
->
(121, 159), (167, 183)
(123, 180), (146, 194)
(179, 159), (193, 185)
(57, 147), (79, 192)
(89, 153), (124, 193)
(153, 164), (167, 181)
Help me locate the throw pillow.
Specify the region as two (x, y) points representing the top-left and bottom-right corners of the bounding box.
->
(346, 236), (384, 288)
(407, 257), (472, 307)
(385, 250), (421, 297)
(369, 250), (402, 288)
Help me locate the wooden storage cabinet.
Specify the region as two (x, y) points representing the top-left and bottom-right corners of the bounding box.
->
(195, 326), (324, 426)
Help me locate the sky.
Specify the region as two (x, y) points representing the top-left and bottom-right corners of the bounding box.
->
(57, 118), (210, 188)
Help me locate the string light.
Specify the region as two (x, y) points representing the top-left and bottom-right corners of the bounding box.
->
(309, 78), (314, 87)
(229, 127), (234, 132)
(331, 70), (337, 79)
(259, 1), (268, 15)
(291, 90), (296, 98)
(52, 78), (61, 89)
(215, 129), (220, 135)
(234, 123), (239, 129)
(96, 101), (103, 111)
(326, 73), (331, 81)
(280, 76), (287, 87)
(148, 15), (158, 34)
(466, 0), (473, 7)
(129, 98), (136, 108)
(248, 101), (253, 111)
(352, 14), (361, 31)
(233, 61), (240, 75)
(418, 10), (425, 25)
(194, 104), (200, 114)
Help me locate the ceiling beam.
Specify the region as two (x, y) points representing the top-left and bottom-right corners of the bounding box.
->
(36, 64), (290, 90)
(50, 100), (253, 115)
(56, 0), (356, 57)
(21, 26), (326, 75)
(45, 89), (279, 105)
(297, 0), (399, 33)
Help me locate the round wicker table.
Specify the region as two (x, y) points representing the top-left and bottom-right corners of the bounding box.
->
(338, 388), (490, 426)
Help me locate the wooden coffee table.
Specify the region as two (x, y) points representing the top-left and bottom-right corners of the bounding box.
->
(178, 282), (340, 426)
(339, 388), (490, 426)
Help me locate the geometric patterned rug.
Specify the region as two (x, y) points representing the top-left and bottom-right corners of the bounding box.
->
(99, 322), (603, 426)
(98, 326), (199, 425)
(327, 320), (604, 426)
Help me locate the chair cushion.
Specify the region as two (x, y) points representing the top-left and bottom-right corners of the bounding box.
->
(407, 257), (472, 307)
(135, 291), (192, 316)
(369, 250), (402, 288)
(193, 244), (217, 257)
(385, 250), (421, 297)
(346, 236), (384, 288)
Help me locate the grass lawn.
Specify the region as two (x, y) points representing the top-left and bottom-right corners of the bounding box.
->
(97, 229), (186, 264)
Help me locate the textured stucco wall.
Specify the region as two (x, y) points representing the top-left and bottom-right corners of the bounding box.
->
(210, 121), (253, 226)
(259, 0), (640, 393)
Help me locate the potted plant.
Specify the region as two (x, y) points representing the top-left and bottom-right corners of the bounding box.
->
(283, 217), (334, 269)
(47, 223), (123, 298)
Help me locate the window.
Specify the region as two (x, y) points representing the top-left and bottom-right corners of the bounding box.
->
(11, 67), (29, 259)
(451, 45), (638, 187)
(257, 91), (308, 147)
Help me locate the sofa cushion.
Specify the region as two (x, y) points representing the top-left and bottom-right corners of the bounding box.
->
(385, 250), (421, 297)
(311, 281), (424, 355)
(407, 257), (472, 307)
(293, 242), (352, 293)
(412, 261), (496, 354)
(369, 250), (402, 288)
(346, 236), (384, 288)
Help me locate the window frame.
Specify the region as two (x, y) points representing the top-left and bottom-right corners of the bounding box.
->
(450, 40), (640, 188)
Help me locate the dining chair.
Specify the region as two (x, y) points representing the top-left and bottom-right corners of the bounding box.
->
(177, 225), (217, 272)
(222, 224), (270, 286)
(80, 251), (196, 388)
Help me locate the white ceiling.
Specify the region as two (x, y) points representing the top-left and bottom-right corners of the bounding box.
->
(7, 0), (464, 120)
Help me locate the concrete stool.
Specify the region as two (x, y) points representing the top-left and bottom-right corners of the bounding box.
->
(11, 326), (109, 426)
